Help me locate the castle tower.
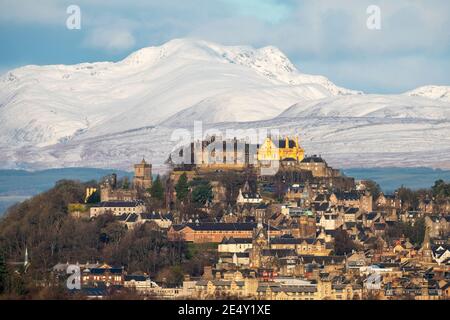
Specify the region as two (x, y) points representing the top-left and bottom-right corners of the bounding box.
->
(134, 158), (152, 190)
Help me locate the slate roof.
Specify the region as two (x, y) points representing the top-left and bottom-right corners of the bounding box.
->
(261, 249), (297, 257)
(314, 202), (329, 211)
(314, 194), (328, 202)
(176, 222), (279, 232)
(333, 192), (359, 201)
(345, 208), (359, 214)
(94, 200), (144, 208)
(270, 237), (323, 245)
(299, 255), (345, 265)
(124, 275), (149, 282)
(374, 223), (386, 230)
(87, 267), (123, 275)
(79, 287), (108, 297)
(366, 212), (378, 220)
(258, 285), (317, 293)
(126, 213), (139, 223)
(115, 214), (129, 222)
(140, 212), (163, 220)
(220, 237), (253, 244)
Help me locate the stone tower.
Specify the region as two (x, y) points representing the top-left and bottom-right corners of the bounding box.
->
(250, 217), (268, 269)
(420, 226), (433, 263)
(134, 158), (152, 190)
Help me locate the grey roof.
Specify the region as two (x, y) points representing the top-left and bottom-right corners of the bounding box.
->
(126, 213), (139, 223)
(176, 222), (279, 232)
(221, 237), (253, 244)
(124, 275), (149, 282)
(333, 192), (359, 201)
(270, 237), (323, 245)
(261, 249), (297, 257)
(95, 200), (144, 208)
(345, 208), (359, 214)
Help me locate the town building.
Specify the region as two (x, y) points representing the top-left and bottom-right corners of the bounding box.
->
(81, 263), (124, 287)
(89, 200), (146, 218)
(167, 222), (282, 243)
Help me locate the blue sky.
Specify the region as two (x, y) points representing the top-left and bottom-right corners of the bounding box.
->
(0, 0), (449, 93)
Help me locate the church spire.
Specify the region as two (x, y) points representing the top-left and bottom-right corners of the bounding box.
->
(257, 214), (263, 230)
(24, 247), (28, 267)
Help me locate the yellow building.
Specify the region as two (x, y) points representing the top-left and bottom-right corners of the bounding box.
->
(257, 137), (305, 162)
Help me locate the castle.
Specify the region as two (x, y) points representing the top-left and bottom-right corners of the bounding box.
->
(172, 135), (307, 171)
(100, 158), (152, 202)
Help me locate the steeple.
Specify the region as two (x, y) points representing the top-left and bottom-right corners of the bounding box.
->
(257, 215), (263, 230)
(243, 181), (251, 192)
(422, 225), (431, 250)
(23, 246), (30, 272)
(24, 247), (28, 267)
(421, 225), (433, 262)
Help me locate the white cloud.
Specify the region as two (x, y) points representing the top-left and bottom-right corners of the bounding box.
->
(1, 0), (449, 91)
(224, 0), (290, 23)
(83, 28), (136, 52)
(300, 55), (450, 93)
(0, 0), (65, 24)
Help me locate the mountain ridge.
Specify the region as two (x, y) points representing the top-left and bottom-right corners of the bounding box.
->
(0, 38), (449, 170)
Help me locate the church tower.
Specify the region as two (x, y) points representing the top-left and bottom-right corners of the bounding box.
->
(420, 226), (433, 263)
(134, 158), (152, 190)
(250, 217), (268, 269)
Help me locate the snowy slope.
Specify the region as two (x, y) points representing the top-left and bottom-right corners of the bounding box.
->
(278, 94), (450, 120)
(0, 39), (355, 147)
(0, 38), (449, 171)
(404, 85), (450, 102)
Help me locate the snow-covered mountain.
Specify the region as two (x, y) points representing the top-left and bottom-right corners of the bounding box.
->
(0, 38), (449, 171)
(0, 39), (356, 147)
(404, 85), (450, 102)
(279, 94), (450, 120)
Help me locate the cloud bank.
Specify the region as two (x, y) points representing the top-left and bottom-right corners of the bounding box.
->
(0, 0), (448, 93)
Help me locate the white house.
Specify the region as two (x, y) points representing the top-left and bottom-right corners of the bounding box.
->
(236, 188), (263, 205)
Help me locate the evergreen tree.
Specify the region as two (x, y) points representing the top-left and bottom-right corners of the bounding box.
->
(364, 180), (381, 199)
(432, 179), (450, 198)
(175, 173), (189, 202)
(151, 175), (164, 201)
(192, 182), (213, 206)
